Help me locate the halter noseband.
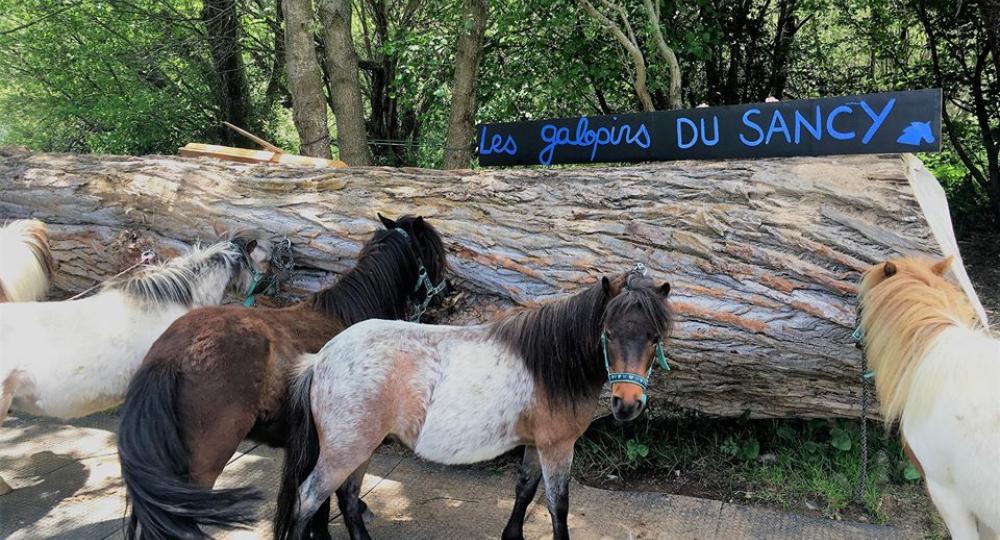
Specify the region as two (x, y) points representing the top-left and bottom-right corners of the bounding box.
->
(601, 332), (669, 407)
(392, 227), (446, 322)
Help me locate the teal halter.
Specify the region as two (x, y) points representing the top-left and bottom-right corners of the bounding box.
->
(600, 332), (670, 406)
(241, 238), (293, 307)
(391, 227), (446, 322)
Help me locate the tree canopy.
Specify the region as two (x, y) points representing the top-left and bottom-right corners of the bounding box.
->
(0, 0), (997, 232)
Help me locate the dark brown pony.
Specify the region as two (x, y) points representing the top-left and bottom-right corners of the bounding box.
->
(117, 215), (447, 539)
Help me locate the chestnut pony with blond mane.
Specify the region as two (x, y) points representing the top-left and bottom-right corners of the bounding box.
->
(858, 256), (999, 540)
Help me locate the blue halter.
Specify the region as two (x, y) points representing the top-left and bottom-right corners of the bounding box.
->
(600, 332), (670, 406)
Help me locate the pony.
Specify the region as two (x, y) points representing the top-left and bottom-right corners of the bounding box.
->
(117, 214), (447, 540)
(0, 219), (54, 303)
(858, 256), (1000, 540)
(274, 269), (673, 540)
(0, 230), (270, 495)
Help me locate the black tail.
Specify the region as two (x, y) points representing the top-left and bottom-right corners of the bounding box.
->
(118, 362), (262, 539)
(274, 366), (320, 540)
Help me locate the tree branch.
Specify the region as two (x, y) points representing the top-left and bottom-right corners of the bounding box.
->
(577, 0), (655, 111)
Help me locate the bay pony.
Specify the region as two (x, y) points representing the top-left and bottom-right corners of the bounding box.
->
(858, 257), (999, 539)
(0, 231), (269, 494)
(117, 215), (447, 540)
(0, 219), (54, 302)
(274, 270), (673, 540)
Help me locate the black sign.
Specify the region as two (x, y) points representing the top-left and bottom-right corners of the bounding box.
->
(477, 89), (941, 167)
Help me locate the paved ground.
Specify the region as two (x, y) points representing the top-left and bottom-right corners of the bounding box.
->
(1, 412), (917, 540)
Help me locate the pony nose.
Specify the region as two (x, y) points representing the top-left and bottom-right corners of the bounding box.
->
(611, 395), (644, 422)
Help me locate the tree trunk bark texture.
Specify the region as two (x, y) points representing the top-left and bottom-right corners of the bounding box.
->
(282, 0), (333, 158)
(0, 150), (986, 418)
(442, 0), (488, 170)
(202, 0), (252, 141)
(317, 0), (371, 166)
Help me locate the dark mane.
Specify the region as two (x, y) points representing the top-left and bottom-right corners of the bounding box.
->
(310, 216), (446, 325)
(604, 273), (673, 340)
(490, 272), (674, 408)
(489, 281), (610, 407)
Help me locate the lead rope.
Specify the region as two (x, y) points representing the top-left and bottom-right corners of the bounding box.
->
(68, 250), (157, 300)
(854, 312), (871, 503)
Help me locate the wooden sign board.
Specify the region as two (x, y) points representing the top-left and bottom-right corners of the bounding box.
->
(477, 89), (941, 167)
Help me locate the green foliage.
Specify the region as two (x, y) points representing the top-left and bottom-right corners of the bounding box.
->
(0, 0), (996, 228)
(575, 416), (932, 522)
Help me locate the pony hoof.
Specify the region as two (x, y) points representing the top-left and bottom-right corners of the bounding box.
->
(0, 477), (13, 496)
(362, 508), (375, 524)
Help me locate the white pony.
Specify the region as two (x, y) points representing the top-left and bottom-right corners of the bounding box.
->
(0, 219), (54, 302)
(0, 232), (270, 493)
(858, 256), (1000, 540)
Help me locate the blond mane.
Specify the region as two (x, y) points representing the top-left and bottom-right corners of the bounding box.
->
(859, 257), (979, 424)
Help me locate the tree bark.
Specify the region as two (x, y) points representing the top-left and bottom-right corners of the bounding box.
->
(0, 150), (987, 418)
(641, 0), (682, 109)
(202, 0), (252, 143)
(282, 0), (332, 158)
(442, 0), (488, 170)
(578, 0), (655, 112)
(317, 0), (371, 166)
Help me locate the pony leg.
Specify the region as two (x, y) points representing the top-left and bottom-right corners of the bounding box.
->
(0, 378), (12, 494)
(978, 521), (1000, 540)
(927, 478), (978, 540)
(186, 411), (257, 488)
(335, 459), (373, 540)
(292, 442), (376, 540)
(501, 446), (542, 540)
(538, 442), (574, 540)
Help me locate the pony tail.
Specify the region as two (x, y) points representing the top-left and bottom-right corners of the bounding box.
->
(118, 362), (262, 539)
(274, 364), (320, 540)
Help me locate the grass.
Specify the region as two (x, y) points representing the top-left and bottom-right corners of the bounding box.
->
(574, 411), (942, 534)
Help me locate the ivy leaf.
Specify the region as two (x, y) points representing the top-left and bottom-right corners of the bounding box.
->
(830, 427), (852, 452)
(903, 463), (921, 481)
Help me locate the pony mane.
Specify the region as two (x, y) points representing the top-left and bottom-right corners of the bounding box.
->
(859, 257), (979, 424)
(104, 240), (243, 307)
(10, 219), (55, 280)
(491, 272), (674, 408)
(311, 216), (447, 325)
(0, 219), (54, 301)
(604, 273), (674, 340)
(490, 280), (610, 407)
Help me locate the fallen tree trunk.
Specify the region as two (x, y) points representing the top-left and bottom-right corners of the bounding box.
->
(0, 149), (986, 418)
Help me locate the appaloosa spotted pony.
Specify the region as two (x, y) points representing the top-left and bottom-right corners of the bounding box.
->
(117, 215), (447, 539)
(274, 269), (672, 540)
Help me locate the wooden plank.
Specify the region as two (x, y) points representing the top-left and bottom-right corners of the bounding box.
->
(178, 143), (347, 168)
(221, 122), (284, 153)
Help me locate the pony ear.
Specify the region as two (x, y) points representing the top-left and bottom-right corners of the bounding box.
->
(244, 239), (257, 253)
(931, 256), (954, 276)
(378, 213), (397, 230)
(414, 216), (426, 227)
(659, 281), (671, 296)
(883, 261), (897, 277)
(602, 276), (612, 295)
